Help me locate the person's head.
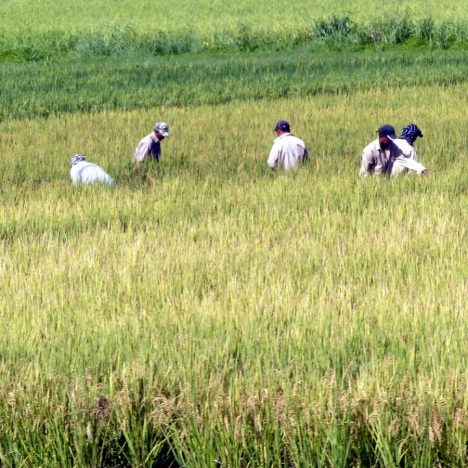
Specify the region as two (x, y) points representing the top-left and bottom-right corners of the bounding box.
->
(154, 122), (170, 140)
(376, 124), (397, 148)
(71, 154), (86, 166)
(400, 123), (423, 146)
(273, 119), (291, 135)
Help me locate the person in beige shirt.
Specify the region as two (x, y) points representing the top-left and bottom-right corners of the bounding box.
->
(359, 124), (428, 177)
(134, 122), (170, 163)
(267, 120), (309, 171)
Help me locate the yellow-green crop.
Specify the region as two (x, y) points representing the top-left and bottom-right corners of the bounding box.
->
(0, 82), (466, 465)
(1, 0), (467, 34)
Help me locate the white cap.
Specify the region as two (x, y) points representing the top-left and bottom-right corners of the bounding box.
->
(154, 122), (169, 138)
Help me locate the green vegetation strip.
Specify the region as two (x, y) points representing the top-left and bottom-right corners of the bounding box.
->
(2, 0), (468, 33)
(0, 15), (467, 63)
(1, 48), (467, 120)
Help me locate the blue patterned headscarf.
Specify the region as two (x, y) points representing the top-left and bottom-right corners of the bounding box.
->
(71, 154), (86, 166)
(400, 124), (423, 146)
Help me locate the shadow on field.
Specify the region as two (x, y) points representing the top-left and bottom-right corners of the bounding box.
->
(98, 437), (179, 468)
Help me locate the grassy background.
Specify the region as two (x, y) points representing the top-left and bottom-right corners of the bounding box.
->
(1, 4), (467, 62)
(1, 49), (467, 120)
(0, 84), (467, 465)
(1, 0), (468, 33)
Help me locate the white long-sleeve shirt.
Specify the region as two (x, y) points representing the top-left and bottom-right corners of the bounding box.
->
(359, 138), (426, 177)
(134, 132), (162, 162)
(70, 161), (114, 186)
(267, 133), (308, 171)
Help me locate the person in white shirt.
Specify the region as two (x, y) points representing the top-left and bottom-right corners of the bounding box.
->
(134, 121), (170, 163)
(359, 124), (428, 178)
(267, 120), (309, 171)
(70, 154), (114, 186)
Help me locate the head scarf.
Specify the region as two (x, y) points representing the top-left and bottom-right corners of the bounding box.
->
(400, 124), (423, 146)
(71, 154), (87, 166)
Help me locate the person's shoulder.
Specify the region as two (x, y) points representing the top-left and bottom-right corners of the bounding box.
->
(138, 132), (153, 143)
(363, 139), (378, 152)
(71, 160), (87, 169)
(289, 133), (305, 141)
(391, 137), (414, 154)
(392, 137), (411, 147)
(284, 133), (305, 143)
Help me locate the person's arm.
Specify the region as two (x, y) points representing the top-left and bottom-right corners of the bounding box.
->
(70, 166), (80, 185)
(302, 145), (309, 162)
(267, 141), (279, 170)
(359, 147), (374, 178)
(394, 147), (427, 174)
(134, 136), (150, 162)
(396, 157), (428, 174)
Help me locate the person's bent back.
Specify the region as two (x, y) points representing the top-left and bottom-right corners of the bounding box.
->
(70, 154), (114, 186)
(267, 120), (308, 171)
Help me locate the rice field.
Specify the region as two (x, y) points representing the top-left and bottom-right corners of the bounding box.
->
(0, 80), (467, 465)
(1, 0), (467, 464)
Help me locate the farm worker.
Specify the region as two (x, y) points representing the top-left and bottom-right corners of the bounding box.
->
(359, 124), (428, 177)
(399, 123), (427, 171)
(267, 120), (309, 171)
(70, 154), (114, 186)
(134, 121), (170, 163)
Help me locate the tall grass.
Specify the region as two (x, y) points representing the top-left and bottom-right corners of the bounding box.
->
(0, 85), (466, 465)
(0, 15), (467, 62)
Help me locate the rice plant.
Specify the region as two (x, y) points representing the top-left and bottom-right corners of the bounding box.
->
(0, 82), (466, 465)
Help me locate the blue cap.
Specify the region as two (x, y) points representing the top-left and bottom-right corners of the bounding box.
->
(376, 124), (397, 138)
(274, 120), (291, 132)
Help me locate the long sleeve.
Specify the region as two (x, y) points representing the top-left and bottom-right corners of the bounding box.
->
(359, 147), (374, 178)
(267, 140), (280, 169)
(134, 135), (152, 162)
(393, 156), (426, 174)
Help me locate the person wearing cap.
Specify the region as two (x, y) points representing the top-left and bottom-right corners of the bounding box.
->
(134, 122), (170, 163)
(70, 154), (114, 186)
(267, 120), (309, 171)
(359, 124), (428, 178)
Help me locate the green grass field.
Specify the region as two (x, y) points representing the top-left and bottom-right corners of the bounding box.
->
(1, 0), (467, 62)
(1, 0), (468, 33)
(0, 1), (467, 466)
